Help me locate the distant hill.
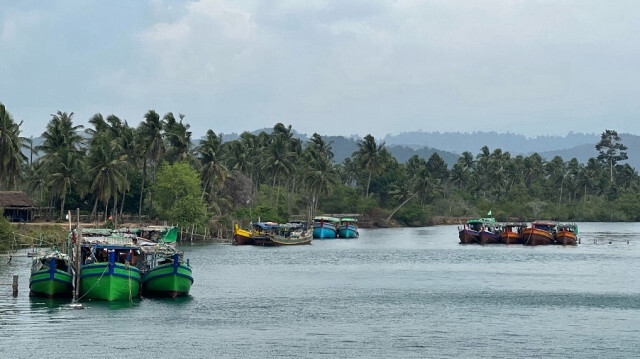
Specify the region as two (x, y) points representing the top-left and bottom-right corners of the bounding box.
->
(383, 131), (600, 155)
(539, 133), (640, 170)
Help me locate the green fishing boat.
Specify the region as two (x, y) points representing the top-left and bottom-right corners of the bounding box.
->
(29, 251), (73, 298)
(141, 245), (193, 297)
(80, 243), (142, 301)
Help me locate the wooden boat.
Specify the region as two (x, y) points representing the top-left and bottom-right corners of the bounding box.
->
(522, 220), (557, 246)
(499, 222), (526, 244)
(479, 224), (501, 244)
(269, 223), (313, 245)
(233, 223), (254, 245)
(29, 251), (73, 298)
(141, 244), (193, 297)
(555, 223), (578, 246)
(250, 222), (279, 246)
(312, 216), (339, 239)
(458, 217), (495, 244)
(79, 233), (142, 301)
(337, 217), (359, 238)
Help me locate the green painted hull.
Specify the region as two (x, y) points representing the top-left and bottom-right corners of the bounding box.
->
(142, 263), (193, 297)
(80, 262), (141, 301)
(29, 269), (73, 297)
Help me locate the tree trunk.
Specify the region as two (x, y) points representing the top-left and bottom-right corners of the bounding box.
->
(366, 169), (372, 198)
(138, 158), (147, 219)
(91, 197), (99, 221)
(386, 193), (418, 222)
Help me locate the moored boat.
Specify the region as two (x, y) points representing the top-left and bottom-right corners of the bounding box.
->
(337, 218), (359, 239)
(479, 224), (501, 244)
(251, 222), (279, 246)
(269, 223), (313, 245)
(522, 220), (556, 246)
(312, 216), (339, 239)
(458, 217), (495, 244)
(555, 223), (578, 246)
(141, 244), (193, 297)
(29, 251), (73, 298)
(79, 239), (142, 301)
(233, 223), (254, 245)
(499, 222), (526, 244)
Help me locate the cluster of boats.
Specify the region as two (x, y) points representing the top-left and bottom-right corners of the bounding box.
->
(458, 218), (578, 246)
(28, 226), (194, 301)
(233, 216), (359, 245)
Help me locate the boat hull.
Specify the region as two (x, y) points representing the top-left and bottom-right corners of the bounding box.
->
(270, 235), (312, 245)
(29, 268), (73, 298)
(313, 226), (337, 239)
(80, 262), (141, 301)
(143, 263), (193, 297)
(337, 224), (359, 238)
(480, 230), (500, 244)
(500, 232), (523, 245)
(459, 229), (480, 244)
(522, 229), (554, 246)
(233, 224), (254, 245)
(556, 231), (577, 246)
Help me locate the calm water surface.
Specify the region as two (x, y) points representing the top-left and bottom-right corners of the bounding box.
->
(1, 222), (639, 358)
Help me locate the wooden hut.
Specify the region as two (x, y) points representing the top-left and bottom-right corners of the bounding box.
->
(0, 191), (36, 222)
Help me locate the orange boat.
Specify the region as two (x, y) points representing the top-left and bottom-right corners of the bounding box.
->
(499, 223), (526, 244)
(522, 220), (556, 246)
(555, 223), (578, 245)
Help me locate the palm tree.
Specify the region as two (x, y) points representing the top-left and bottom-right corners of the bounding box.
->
(0, 103), (28, 190)
(196, 130), (228, 212)
(138, 110), (165, 217)
(87, 136), (129, 223)
(353, 134), (385, 198)
(163, 112), (194, 164)
(36, 111), (84, 219)
(303, 144), (338, 216)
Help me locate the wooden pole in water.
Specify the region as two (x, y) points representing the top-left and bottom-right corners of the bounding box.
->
(74, 208), (82, 301)
(12, 275), (18, 297)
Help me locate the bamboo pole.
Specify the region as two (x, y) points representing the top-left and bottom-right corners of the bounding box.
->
(12, 275), (18, 297)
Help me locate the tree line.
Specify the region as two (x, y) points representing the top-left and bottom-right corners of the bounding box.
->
(1, 101), (638, 237)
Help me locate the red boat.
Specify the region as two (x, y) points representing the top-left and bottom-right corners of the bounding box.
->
(522, 221), (556, 246)
(479, 225), (500, 244)
(458, 217), (495, 244)
(555, 223), (578, 245)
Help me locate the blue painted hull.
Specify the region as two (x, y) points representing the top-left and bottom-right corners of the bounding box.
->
(313, 224), (337, 239)
(337, 224), (359, 238)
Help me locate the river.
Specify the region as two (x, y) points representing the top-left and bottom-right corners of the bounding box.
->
(1, 222), (639, 358)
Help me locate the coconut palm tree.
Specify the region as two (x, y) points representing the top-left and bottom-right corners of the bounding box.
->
(196, 130), (228, 212)
(353, 134), (385, 198)
(0, 103), (28, 190)
(36, 111), (84, 219)
(138, 110), (165, 217)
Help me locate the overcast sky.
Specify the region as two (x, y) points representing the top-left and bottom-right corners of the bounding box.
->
(2, 0), (639, 140)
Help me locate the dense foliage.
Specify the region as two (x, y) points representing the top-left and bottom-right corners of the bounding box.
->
(2, 100), (639, 238)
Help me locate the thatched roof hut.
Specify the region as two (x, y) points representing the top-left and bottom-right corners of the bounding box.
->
(0, 191), (36, 222)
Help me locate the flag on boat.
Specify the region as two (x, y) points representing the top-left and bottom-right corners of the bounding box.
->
(487, 210), (492, 216)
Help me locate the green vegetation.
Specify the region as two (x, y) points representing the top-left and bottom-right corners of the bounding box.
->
(2, 100), (640, 243)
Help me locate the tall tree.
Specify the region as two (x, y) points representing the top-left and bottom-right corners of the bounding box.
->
(596, 129), (628, 183)
(36, 111), (85, 219)
(0, 103), (27, 190)
(353, 134), (385, 198)
(138, 110), (165, 217)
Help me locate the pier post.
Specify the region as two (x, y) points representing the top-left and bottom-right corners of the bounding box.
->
(12, 275), (18, 297)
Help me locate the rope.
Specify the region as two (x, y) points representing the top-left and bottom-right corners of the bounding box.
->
(75, 263), (109, 301)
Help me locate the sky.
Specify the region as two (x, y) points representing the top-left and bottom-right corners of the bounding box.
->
(1, 0), (640, 140)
